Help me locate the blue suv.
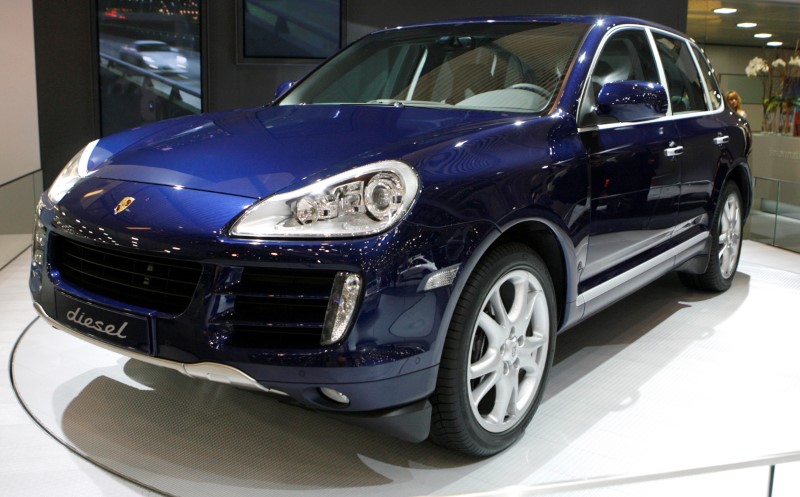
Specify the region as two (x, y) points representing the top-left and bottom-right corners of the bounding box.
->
(31, 15), (751, 455)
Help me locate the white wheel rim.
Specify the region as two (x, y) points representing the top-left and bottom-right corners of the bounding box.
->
(467, 269), (549, 433)
(718, 192), (742, 280)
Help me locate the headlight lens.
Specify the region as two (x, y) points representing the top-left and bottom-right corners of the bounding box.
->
(230, 161), (420, 238)
(47, 139), (99, 205)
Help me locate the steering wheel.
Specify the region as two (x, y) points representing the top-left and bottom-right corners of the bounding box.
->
(509, 83), (551, 99)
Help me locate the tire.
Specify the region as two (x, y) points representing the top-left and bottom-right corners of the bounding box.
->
(679, 181), (743, 292)
(430, 243), (556, 456)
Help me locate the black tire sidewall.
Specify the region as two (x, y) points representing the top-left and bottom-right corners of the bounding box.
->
(707, 182), (744, 290)
(431, 244), (557, 455)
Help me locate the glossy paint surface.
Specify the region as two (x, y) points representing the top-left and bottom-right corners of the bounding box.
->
(31, 15), (751, 416)
(596, 81), (669, 122)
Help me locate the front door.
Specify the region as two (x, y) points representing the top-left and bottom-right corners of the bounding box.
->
(577, 28), (682, 287)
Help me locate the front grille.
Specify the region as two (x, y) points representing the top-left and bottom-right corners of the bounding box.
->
(53, 236), (202, 314)
(211, 268), (337, 349)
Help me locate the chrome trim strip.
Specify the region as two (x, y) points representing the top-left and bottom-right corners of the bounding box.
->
(33, 302), (282, 395)
(577, 232), (709, 305)
(578, 104), (727, 133)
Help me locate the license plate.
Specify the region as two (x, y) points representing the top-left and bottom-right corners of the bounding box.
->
(55, 291), (151, 354)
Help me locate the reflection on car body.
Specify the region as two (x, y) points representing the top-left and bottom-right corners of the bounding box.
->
(32, 15), (751, 456)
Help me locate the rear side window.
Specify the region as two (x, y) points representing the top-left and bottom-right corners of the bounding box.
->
(691, 45), (722, 110)
(653, 34), (707, 113)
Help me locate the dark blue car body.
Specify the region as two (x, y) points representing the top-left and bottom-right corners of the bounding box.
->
(31, 15), (751, 454)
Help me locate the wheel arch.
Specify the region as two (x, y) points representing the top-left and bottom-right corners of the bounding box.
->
(490, 221), (570, 328)
(431, 216), (578, 366)
(725, 160), (753, 218)
(715, 158), (753, 218)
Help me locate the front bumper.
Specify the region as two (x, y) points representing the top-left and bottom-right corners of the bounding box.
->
(33, 300), (434, 442)
(30, 180), (494, 416)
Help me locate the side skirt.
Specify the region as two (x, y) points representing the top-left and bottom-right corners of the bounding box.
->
(575, 231), (709, 321)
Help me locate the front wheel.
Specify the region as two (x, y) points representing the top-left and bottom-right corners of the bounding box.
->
(430, 243), (556, 456)
(679, 181), (743, 292)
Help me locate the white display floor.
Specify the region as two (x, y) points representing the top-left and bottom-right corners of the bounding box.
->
(5, 240), (800, 496)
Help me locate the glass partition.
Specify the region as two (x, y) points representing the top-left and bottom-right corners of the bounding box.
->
(745, 177), (800, 253)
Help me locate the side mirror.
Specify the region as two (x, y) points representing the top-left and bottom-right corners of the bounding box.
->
(596, 81), (668, 122)
(274, 81), (295, 100)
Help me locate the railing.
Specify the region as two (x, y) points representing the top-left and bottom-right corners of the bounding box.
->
(745, 176), (800, 253)
(441, 451), (800, 496)
(98, 52), (201, 113)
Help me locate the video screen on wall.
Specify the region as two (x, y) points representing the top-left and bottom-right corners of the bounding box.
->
(97, 0), (202, 136)
(243, 0), (341, 59)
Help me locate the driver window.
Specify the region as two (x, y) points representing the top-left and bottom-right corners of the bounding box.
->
(579, 29), (660, 127)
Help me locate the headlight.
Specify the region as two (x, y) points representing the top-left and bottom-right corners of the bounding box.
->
(230, 161), (420, 238)
(142, 56), (158, 69)
(47, 139), (99, 205)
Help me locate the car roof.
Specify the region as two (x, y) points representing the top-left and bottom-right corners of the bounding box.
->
(132, 40), (168, 46)
(370, 15), (684, 39)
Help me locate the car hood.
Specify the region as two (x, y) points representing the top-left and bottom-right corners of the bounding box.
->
(88, 105), (533, 199)
(143, 51), (180, 63)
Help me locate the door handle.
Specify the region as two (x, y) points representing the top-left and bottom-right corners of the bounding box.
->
(664, 145), (684, 157)
(713, 135), (730, 145)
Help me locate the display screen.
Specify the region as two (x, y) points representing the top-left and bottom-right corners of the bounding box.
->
(97, 0), (202, 136)
(243, 0), (341, 59)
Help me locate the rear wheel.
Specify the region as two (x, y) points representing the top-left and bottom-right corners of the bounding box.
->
(430, 243), (556, 456)
(679, 182), (743, 292)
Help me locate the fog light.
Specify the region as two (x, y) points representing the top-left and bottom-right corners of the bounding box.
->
(319, 387), (350, 405)
(321, 272), (362, 345)
(32, 215), (47, 268)
(33, 219), (46, 246)
(33, 249), (44, 266)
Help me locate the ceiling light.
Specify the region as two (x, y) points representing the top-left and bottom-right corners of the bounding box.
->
(713, 7), (737, 14)
(767, 41), (783, 47)
(754, 33), (773, 39)
(736, 22), (757, 28)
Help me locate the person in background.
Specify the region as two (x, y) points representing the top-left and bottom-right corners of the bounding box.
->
(726, 90), (747, 118)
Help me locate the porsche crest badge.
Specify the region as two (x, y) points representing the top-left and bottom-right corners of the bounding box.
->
(114, 197), (135, 215)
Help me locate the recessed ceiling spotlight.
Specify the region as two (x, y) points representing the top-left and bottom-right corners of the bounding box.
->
(713, 7), (737, 14)
(754, 33), (773, 38)
(767, 41), (783, 47)
(737, 22), (757, 28)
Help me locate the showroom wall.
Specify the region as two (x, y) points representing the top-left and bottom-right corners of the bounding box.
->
(0, 0), (42, 235)
(31, 0), (688, 189)
(703, 44), (768, 132)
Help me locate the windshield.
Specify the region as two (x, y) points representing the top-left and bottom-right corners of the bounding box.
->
(137, 43), (172, 52)
(280, 22), (589, 113)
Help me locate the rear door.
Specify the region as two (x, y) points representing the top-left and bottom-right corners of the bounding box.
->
(651, 32), (729, 242)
